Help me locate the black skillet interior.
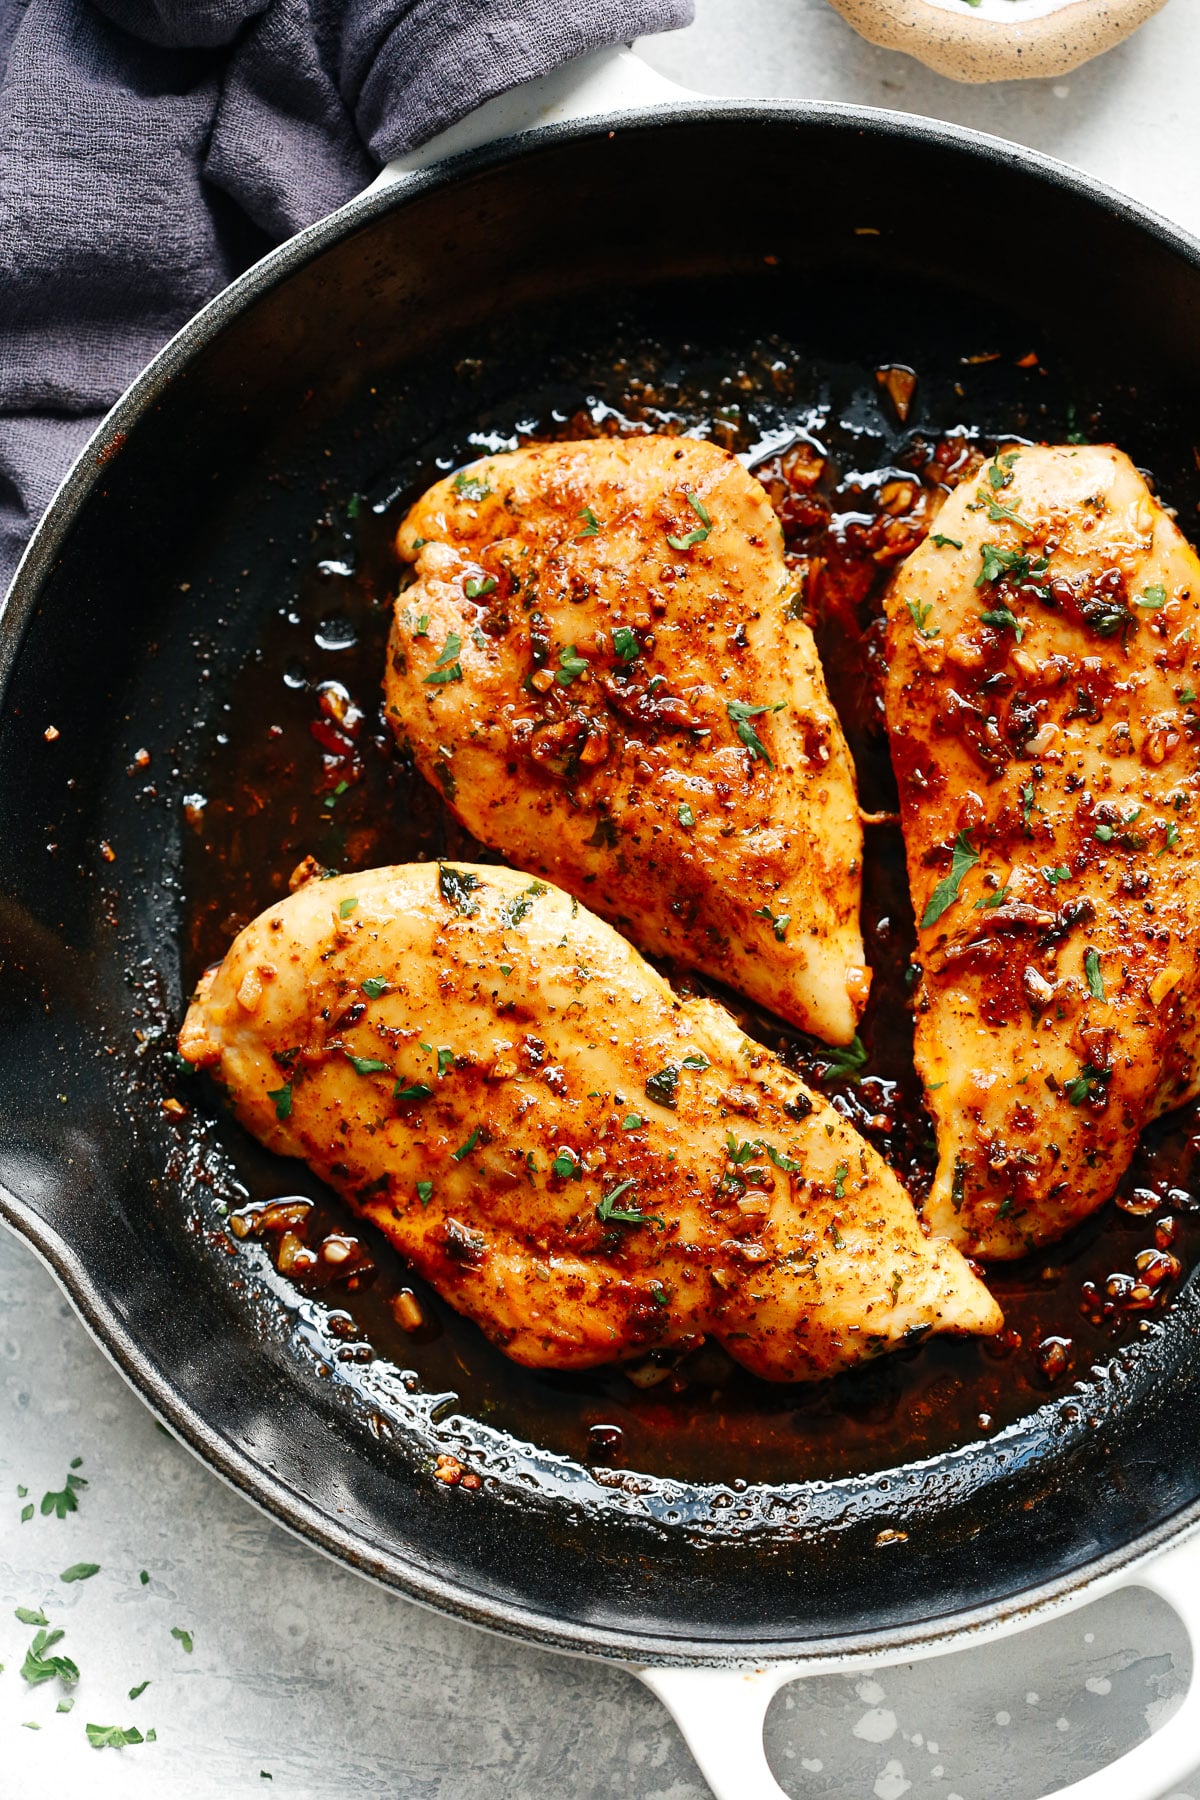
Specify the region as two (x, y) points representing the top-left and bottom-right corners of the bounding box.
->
(3, 108), (1200, 1665)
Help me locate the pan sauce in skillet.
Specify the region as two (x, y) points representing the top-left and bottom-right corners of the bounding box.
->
(179, 345), (1200, 1488)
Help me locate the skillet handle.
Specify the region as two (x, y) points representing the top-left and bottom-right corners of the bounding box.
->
(367, 46), (697, 189)
(637, 1533), (1200, 1800)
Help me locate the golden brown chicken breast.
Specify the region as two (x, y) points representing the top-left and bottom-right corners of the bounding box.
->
(383, 435), (869, 1043)
(885, 443), (1200, 1259)
(179, 863), (1000, 1380)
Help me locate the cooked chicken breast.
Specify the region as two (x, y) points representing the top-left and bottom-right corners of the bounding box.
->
(180, 863), (999, 1379)
(885, 443), (1200, 1259)
(383, 435), (869, 1043)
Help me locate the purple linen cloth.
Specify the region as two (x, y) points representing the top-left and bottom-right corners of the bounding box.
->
(0, 0), (692, 585)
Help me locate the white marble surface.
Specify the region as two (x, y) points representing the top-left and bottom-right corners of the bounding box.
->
(5, 1), (1200, 1794)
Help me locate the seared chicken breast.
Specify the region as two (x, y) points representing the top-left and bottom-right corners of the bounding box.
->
(383, 435), (869, 1043)
(180, 863), (999, 1379)
(886, 443), (1200, 1258)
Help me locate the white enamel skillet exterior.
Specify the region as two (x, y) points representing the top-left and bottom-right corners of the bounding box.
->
(368, 46), (1200, 1799)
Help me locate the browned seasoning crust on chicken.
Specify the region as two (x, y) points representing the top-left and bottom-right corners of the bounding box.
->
(383, 435), (870, 1044)
(885, 443), (1200, 1259)
(179, 863), (1000, 1380)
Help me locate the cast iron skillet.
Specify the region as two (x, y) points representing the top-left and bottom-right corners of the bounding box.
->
(4, 76), (1200, 1796)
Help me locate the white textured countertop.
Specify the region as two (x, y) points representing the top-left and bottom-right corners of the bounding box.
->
(3, 2), (1200, 1794)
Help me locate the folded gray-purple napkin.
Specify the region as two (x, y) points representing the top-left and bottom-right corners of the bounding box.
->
(0, 0), (692, 585)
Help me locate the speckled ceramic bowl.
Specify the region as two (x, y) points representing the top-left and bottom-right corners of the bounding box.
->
(827, 0), (1170, 81)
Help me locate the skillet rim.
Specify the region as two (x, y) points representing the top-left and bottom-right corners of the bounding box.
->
(4, 95), (1200, 1668)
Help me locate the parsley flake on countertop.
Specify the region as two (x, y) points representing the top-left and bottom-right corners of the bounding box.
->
(170, 1626), (193, 1653)
(921, 832), (979, 929)
(21, 1627), (79, 1687)
(129, 1681), (150, 1700)
(139, 1570), (150, 1586)
(59, 1563), (100, 1584)
(40, 1470), (87, 1519)
(15, 1606), (48, 1625)
(86, 1723), (148, 1749)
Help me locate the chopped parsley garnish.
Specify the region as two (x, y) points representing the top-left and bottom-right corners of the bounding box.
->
(906, 598), (939, 639)
(1084, 948), (1105, 1000)
(621, 1114), (644, 1130)
(1094, 824), (1115, 843)
(59, 1563), (100, 1584)
(1159, 820), (1181, 854)
(1066, 1063), (1110, 1106)
(765, 1144), (800, 1174)
(414, 614), (430, 637)
(416, 1180), (433, 1207)
(726, 1134), (757, 1166)
(421, 1043), (456, 1079)
(451, 1127), (481, 1162)
(1135, 584), (1167, 610)
(677, 801), (695, 828)
(832, 1161), (848, 1200)
(727, 697), (784, 766)
(267, 1080), (293, 1121)
(596, 1181), (661, 1226)
(666, 489), (712, 550)
(393, 1082), (433, 1104)
(556, 643), (589, 685)
(338, 895), (358, 918)
(21, 1628), (79, 1687)
(681, 1053), (709, 1070)
(453, 471), (491, 501)
(361, 978), (389, 999)
(1041, 865), (1070, 886)
(644, 1065), (680, 1109)
(1181, 686), (1196, 704)
(170, 1626), (193, 1653)
(611, 625), (641, 663)
(424, 633), (464, 684)
(464, 574), (496, 599)
(322, 779), (349, 812)
(40, 1471), (87, 1519)
(932, 533), (963, 550)
(345, 1053), (389, 1076)
(976, 542), (1046, 589)
(920, 832), (979, 929)
(438, 863), (482, 915)
(814, 1035), (868, 1083)
(499, 881), (547, 928)
(1022, 783), (1039, 832)
(974, 884), (1010, 910)
(753, 903), (790, 941)
(577, 505), (600, 538)
(552, 1150), (581, 1179)
(86, 1723), (147, 1749)
(979, 605), (1024, 641)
